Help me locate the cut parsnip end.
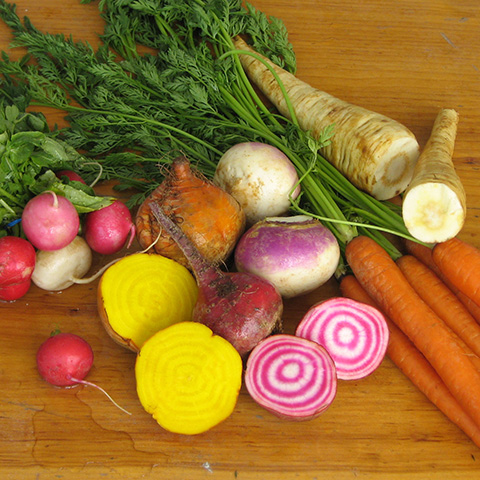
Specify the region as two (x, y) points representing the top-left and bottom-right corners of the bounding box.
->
(402, 108), (466, 243)
(402, 183), (465, 243)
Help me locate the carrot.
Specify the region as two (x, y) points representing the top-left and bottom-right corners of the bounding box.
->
(396, 255), (480, 359)
(405, 239), (480, 325)
(340, 275), (480, 448)
(232, 36), (420, 201)
(433, 237), (480, 309)
(345, 235), (480, 429)
(402, 109), (466, 243)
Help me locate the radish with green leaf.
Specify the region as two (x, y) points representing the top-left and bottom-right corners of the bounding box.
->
(21, 191), (80, 251)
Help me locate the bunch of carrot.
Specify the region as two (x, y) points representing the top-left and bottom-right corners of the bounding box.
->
(340, 235), (480, 448)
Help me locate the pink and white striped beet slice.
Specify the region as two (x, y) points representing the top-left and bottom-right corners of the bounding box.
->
(244, 334), (337, 420)
(295, 297), (389, 380)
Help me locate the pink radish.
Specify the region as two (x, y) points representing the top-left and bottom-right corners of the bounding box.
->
(36, 332), (130, 414)
(295, 297), (389, 380)
(21, 191), (80, 251)
(244, 334), (337, 420)
(0, 236), (36, 301)
(149, 201), (283, 357)
(84, 200), (136, 255)
(56, 170), (87, 184)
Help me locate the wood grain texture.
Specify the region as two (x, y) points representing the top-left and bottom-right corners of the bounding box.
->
(1, 1), (480, 478)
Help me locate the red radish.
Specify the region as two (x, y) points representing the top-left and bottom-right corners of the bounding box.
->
(244, 334), (337, 420)
(84, 200), (136, 255)
(234, 215), (340, 298)
(56, 170), (87, 184)
(149, 201), (283, 357)
(296, 297), (389, 380)
(21, 191), (80, 251)
(36, 332), (130, 414)
(0, 236), (36, 301)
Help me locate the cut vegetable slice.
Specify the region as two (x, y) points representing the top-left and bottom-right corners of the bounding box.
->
(135, 322), (243, 435)
(97, 253), (198, 352)
(402, 109), (466, 243)
(244, 334), (337, 420)
(296, 297), (389, 380)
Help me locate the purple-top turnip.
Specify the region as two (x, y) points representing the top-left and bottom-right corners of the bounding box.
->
(234, 215), (340, 298)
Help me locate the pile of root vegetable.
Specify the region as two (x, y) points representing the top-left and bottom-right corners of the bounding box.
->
(2, 0), (480, 445)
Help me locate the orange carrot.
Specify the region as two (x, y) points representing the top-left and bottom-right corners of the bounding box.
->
(433, 237), (480, 309)
(405, 239), (480, 325)
(339, 275), (480, 448)
(396, 255), (480, 359)
(345, 235), (480, 430)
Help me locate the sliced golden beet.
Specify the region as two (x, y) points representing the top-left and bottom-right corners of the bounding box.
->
(97, 253), (198, 352)
(135, 322), (243, 435)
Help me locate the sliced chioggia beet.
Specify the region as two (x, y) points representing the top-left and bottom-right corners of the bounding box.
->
(244, 334), (337, 420)
(296, 297), (389, 380)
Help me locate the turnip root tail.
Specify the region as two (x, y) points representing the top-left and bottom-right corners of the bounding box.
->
(233, 37), (420, 200)
(402, 108), (466, 243)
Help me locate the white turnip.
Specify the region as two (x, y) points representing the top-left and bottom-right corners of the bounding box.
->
(0, 236), (36, 301)
(213, 142), (301, 225)
(234, 215), (340, 298)
(149, 201), (283, 357)
(32, 236), (93, 291)
(21, 191), (80, 251)
(37, 331), (130, 414)
(84, 200), (136, 255)
(296, 297), (389, 380)
(245, 334), (337, 420)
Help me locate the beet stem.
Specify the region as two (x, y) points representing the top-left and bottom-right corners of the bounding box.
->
(149, 202), (227, 288)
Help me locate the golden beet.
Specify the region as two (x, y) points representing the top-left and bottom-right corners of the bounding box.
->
(135, 322), (243, 435)
(97, 253), (198, 352)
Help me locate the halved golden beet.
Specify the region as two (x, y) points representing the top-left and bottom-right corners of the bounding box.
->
(135, 322), (243, 435)
(97, 253), (198, 351)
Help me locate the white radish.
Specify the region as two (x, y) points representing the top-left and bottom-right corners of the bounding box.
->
(32, 236), (93, 291)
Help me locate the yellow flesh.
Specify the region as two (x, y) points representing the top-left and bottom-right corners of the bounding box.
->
(99, 253), (198, 350)
(135, 322), (243, 435)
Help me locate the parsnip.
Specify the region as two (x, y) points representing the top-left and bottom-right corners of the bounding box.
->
(402, 108), (466, 243)
(233, 37), (420, 200)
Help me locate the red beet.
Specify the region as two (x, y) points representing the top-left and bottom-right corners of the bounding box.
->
(149, 202), (283, 356)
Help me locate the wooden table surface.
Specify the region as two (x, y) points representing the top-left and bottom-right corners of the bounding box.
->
(2, 1), (480, 479)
